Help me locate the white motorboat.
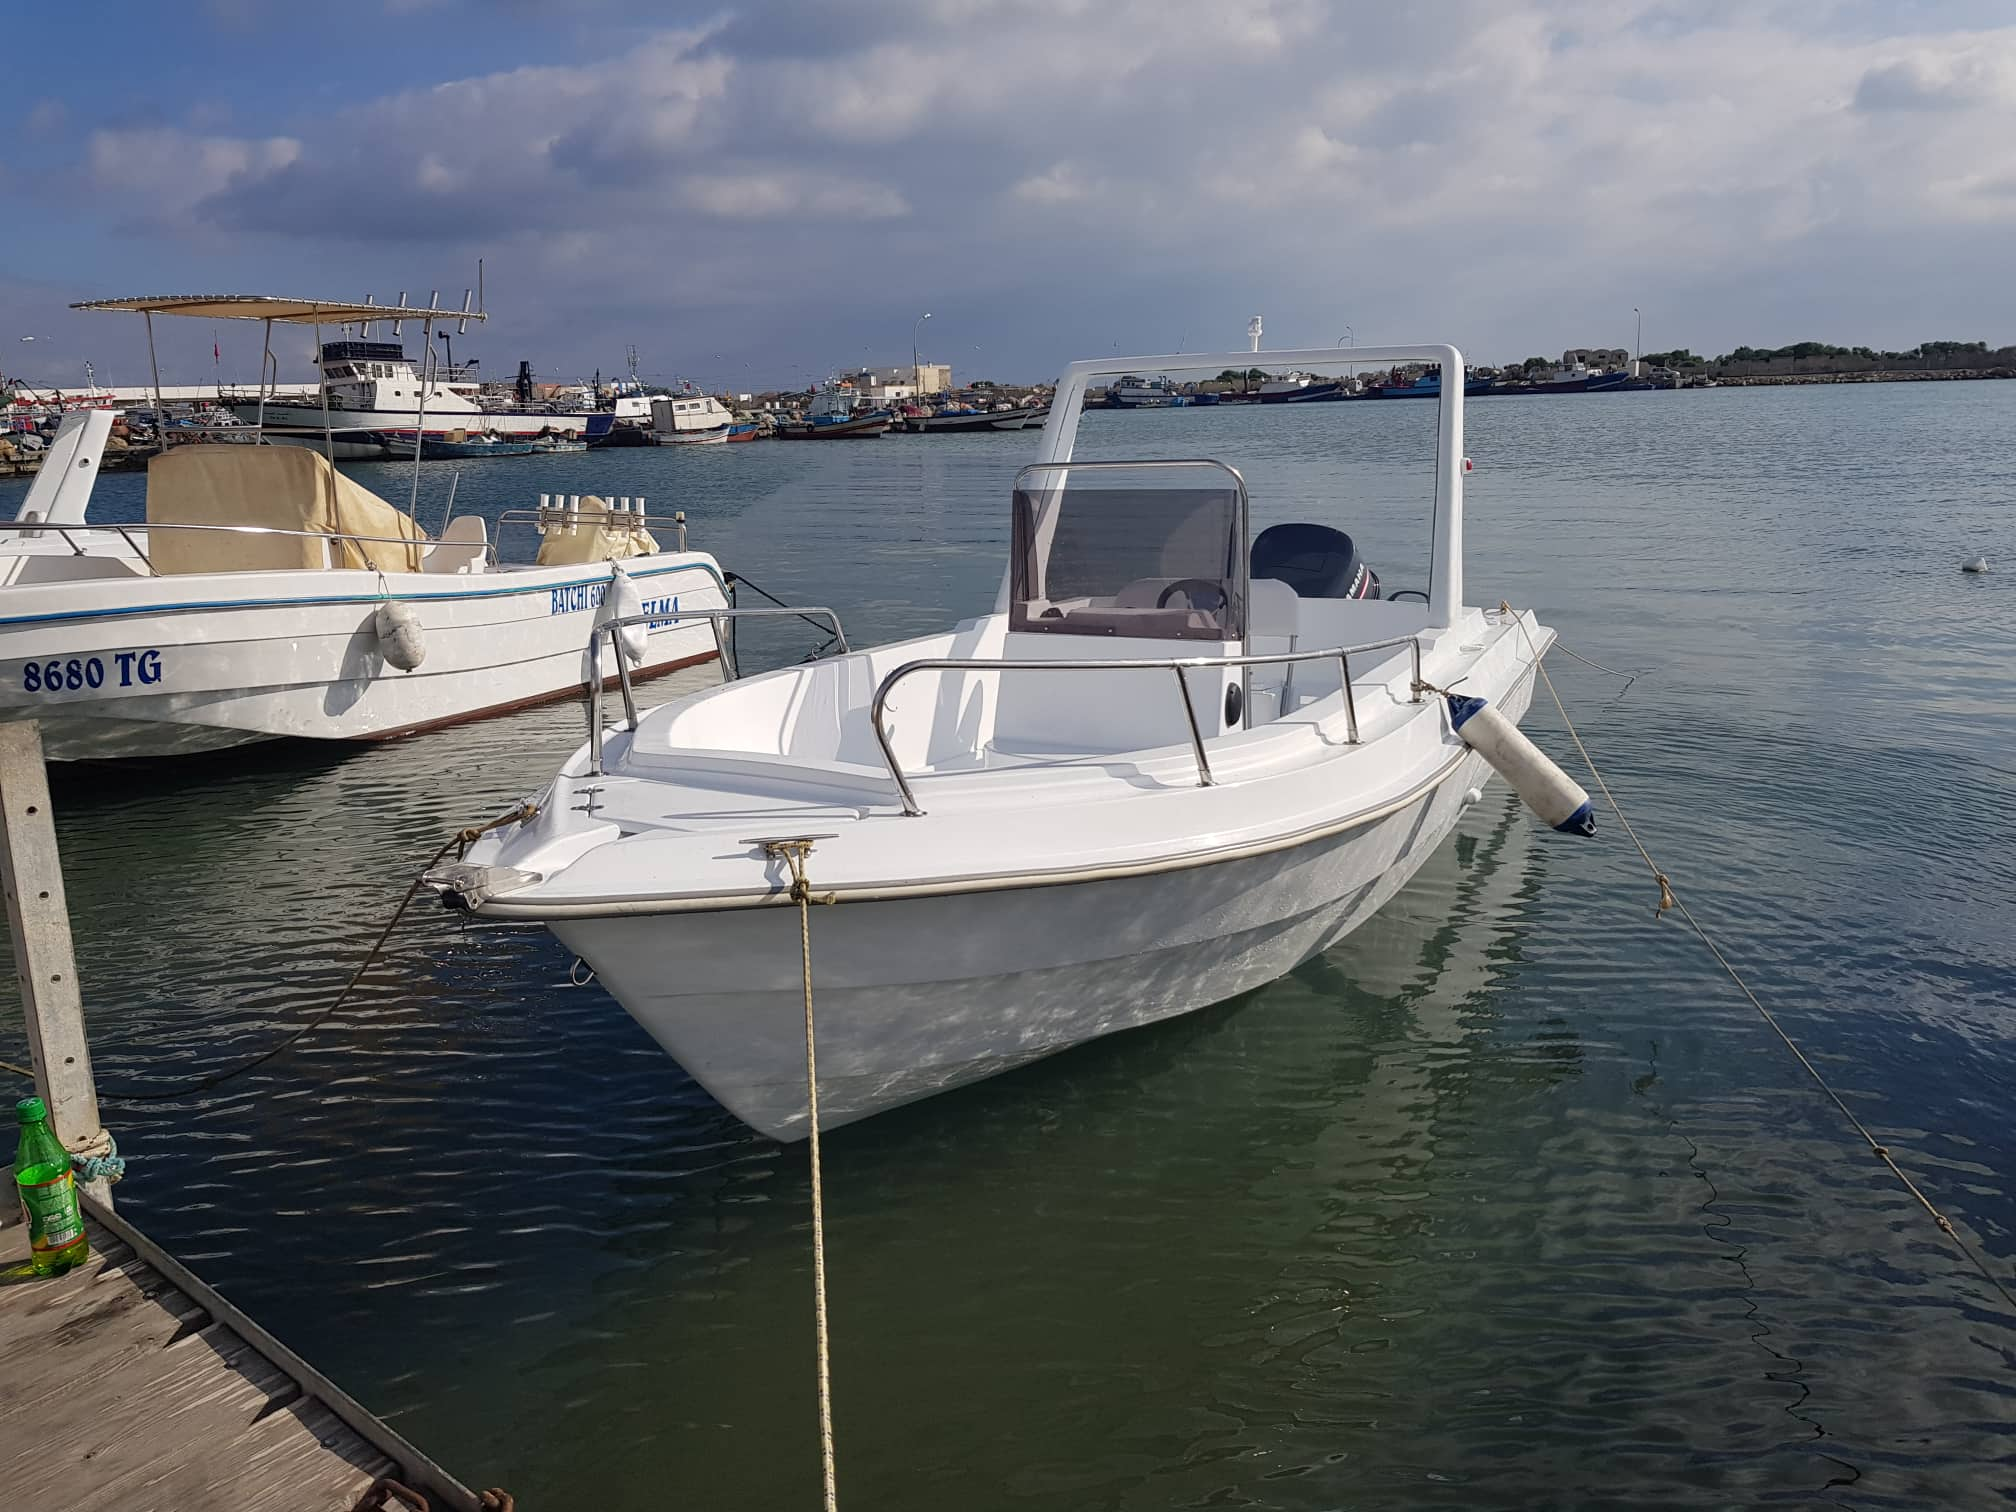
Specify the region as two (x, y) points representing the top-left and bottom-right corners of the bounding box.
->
(0, 296), (730, 761)
(433, 343), (1584, 1140)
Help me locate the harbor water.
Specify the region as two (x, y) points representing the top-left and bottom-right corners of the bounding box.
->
(3, 384), (2013, 1508)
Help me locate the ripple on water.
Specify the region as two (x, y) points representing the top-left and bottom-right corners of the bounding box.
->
(0, 388), (2012, 1509)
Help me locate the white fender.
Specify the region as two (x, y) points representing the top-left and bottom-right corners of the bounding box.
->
(374, 600), (426, 672)
(599, 562), (648, 665)
(1448, 694), (1594, 835)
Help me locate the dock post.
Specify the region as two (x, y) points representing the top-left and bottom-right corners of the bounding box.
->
(0, 720), (114, 1207)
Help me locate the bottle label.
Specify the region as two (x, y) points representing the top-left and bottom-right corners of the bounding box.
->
(20, 1168), (83, 1253)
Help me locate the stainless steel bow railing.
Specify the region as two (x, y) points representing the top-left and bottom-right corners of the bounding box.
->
(868, 634), (1426, 816)
(585, 607), (851, 774)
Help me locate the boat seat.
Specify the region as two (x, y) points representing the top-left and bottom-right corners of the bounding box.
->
(1246, 577), (1301, 721)
(1251, 523), (1376, 599)
(424, 514), (488, 574)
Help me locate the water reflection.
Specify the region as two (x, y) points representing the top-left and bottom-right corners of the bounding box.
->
(1, 389), (2011, 1508)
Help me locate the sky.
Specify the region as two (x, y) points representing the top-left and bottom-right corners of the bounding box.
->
(3, 0), (2015, 392)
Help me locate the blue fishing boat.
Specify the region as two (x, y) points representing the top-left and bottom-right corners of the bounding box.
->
(379, 430), (536, 459)
(1366, 372), (1499, 399)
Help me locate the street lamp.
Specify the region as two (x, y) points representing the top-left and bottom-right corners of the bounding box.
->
(912, 312), (932, 386)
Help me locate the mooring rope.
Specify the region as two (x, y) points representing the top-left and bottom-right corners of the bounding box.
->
(1548, 639), (1648, 694)
(765, 837), (841, 1512)
(1506, 604), (2016, 1315)
(2, 804), (537, 1103)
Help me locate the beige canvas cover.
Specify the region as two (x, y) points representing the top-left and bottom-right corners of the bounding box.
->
(145, 446), (427, 575)
(534, 496), (660, 567)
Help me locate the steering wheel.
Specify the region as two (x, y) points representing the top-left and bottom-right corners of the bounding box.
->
(1156, 578), (1228, 612)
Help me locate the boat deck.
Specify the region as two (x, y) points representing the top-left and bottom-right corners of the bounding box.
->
(0, 1199), (475, 1511)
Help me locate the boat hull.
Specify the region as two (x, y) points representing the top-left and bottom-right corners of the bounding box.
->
(234, 403), (617, 444)
(775, 416), (890, 438)
(0, 556), (728, 761)
(552, 680), (1527, 1139)
(1258, 381), (1346, 403)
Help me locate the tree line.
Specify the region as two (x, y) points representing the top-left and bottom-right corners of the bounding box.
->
(1639, 340), (2000, 369)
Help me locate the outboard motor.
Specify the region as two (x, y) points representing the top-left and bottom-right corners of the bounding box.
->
(1251, 523), (1381, 599)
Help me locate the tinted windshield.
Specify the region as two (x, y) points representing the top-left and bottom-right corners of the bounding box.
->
(1010, 463), (1245, 641)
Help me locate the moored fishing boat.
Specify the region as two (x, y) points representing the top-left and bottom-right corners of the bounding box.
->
(650, 390), (735, 444)
(0, 296), (729, 762)
(1104, 375), (1185, 408)
(775, 379), (891, 438)
(377, 430), (536, 459)
(1257, 373), (1346, 402)
(70, 294), (622, 451)
(902, 403), (1031, 434)
(1365, 371), (1499, 399)
(433, 341), (1587, 1139)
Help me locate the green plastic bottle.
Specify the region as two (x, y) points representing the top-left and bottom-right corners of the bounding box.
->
(14, 1097), (87, 1276)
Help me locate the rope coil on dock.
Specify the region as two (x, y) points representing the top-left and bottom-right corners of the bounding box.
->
(1509, 603), (2016, 1315)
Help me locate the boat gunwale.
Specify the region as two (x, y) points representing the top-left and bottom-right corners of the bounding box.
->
(451, 653), (1539, 919)
(0, 556), (729, 629)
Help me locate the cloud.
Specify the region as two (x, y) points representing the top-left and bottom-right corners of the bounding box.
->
(24, 100), (67, 139)
(1011, 163), (1094, 206)
(1853, 46), (2016, 111)
(677, 172), (908, 220)
(16, 1), (2016, 381)
(85, 127), (300, 211)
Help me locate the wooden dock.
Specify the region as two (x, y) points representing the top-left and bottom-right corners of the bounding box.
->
(0, 721), (491, 1509)
(0, 1197), (482, 1511)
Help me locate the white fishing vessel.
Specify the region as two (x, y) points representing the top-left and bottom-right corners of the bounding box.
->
(433, 343), (1588, 1139)
(649, 392), (735, 444)
(67, 293), (615, 458)
(0, 296), (729, 761)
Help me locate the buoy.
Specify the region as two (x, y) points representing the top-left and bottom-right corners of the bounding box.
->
(373, 600), (426, 672)
(1447, 693), (1595, 836)
(1962, 556), (1988, 574)
(599, 562), (648, 665)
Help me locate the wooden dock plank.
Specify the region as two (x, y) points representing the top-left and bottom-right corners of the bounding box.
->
(0, 1208), (478, 1511)
(0, 1252), (206, 1411)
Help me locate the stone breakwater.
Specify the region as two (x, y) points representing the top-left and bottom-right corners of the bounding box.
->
(1704, 367), (2014, 387)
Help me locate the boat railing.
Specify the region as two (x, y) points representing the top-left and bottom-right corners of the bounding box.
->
(0, 518), (431, 576)
(584, 606), (852, 775)
(5, 502), (699, 576)
(868, 636), (1427, 816)
(495, 498), (689, 559)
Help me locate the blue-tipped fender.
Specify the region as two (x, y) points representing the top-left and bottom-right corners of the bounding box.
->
(1447, 693), (1596, 836)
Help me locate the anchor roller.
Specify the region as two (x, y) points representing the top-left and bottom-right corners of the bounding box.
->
(1447, 693), (1595, 836)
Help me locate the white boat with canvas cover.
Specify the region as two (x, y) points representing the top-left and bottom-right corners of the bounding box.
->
(0, 297), (727, 761)
(433, 342), (1584, 1140)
